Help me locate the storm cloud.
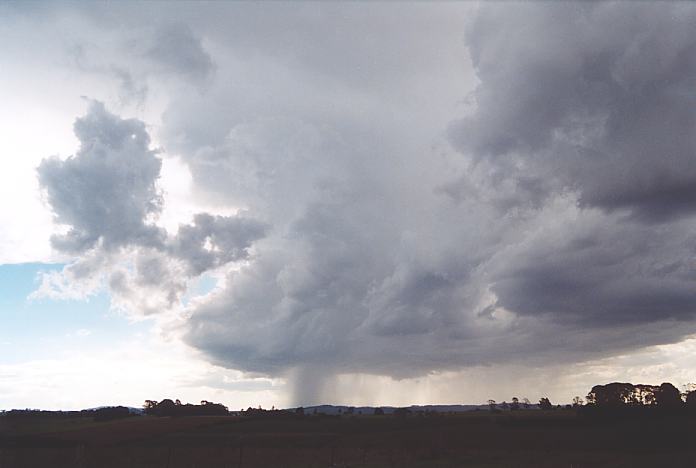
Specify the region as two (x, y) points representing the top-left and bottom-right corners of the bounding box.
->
(175, 2), (696, 392)
(25, 2), (696, 403)
(145, 23), (214, 82)
(450, 2), (696, 222)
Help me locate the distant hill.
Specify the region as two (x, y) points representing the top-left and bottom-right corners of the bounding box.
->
(294, 404), (540, 415)
(83, 406), (144, 415)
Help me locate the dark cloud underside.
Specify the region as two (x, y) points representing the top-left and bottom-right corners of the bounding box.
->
(171, 3), (696, 389)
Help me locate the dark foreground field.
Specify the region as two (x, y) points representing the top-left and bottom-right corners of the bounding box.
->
(2, 410), (696, 467)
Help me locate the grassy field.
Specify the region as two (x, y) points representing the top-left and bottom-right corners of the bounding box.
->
(2, 409), (696, 467)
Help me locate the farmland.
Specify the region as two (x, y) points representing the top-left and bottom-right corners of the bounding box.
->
(2, 409), (696, 467)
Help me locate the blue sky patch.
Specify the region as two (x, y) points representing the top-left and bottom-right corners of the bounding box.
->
(0, 263), (148, 364)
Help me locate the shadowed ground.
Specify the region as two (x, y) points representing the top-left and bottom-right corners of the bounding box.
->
(2, 410), (696, 467)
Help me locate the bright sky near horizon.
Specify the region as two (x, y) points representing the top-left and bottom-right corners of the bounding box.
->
(3, 2), (696, 411)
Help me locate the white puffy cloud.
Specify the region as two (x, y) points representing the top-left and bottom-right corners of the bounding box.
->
(35, 102), (267, 317)
(38, 101), (165, 253)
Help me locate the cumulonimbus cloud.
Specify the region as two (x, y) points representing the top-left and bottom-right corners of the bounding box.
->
(176, 2), (696, 392)
(31, 3), (696, 404)
(449, 2), (696, 223)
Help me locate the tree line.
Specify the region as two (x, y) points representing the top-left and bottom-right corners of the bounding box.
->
(486, 397), (555, 411)
(143, 398), (228, 417)
(585, 382), (695, 409)
(484, 382), (696, 413)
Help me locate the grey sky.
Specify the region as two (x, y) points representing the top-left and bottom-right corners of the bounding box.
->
(7, 1), (696, 405)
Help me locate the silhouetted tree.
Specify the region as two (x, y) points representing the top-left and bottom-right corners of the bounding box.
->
(685, 390), (696, 410)
(680, 383), (696, 402)
(144, 398), (228, 417)
(487, 399), (496, 411)
(538, 397), (552, 410)
(632, 384), (658, 406)
(585, 381), (685, 411)
(655, 382), (682, 408)
(244, 406), (267, 418)
(572, 396), (584, 407)
(586, 383), (634, 408)
(522, 398), (531, 409)
(155, 399), (177, 415)
(144, 400), (158, 411)
(93, 406), (131, 421)
(511, 397), (520, 410)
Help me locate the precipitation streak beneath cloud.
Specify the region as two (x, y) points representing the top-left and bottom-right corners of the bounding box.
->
(22, 2), (696, 403)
